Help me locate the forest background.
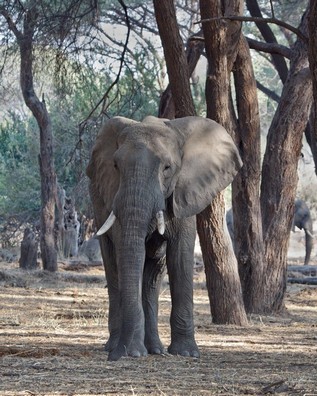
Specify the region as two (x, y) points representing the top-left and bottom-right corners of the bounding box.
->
(1, 0), (317, 320)
(1, 0), (313, 229)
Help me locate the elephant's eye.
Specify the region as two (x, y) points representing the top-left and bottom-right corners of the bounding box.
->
(163, 164), (171, 172)
(113, 161), (118, 170)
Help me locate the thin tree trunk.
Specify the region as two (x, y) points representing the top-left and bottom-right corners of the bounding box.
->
(19, 228), (38, 270)
(18, 10), (57, 271)
(197, 193), (247, 324)
(158, 32), (205, 119)
(153, 0), (195, 118)
(308, 0), (317, 177)
(231, 35), (265, 313)
(260, 9), (312, 312)
(198, 0), (247, 325)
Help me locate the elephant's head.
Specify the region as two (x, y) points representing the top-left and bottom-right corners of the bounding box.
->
(87, 115), (242, 360)
(88, 116), (242, 230)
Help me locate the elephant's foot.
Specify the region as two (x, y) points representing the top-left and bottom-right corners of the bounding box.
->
(107, 338), (148, 361)
(145, 335), (165, 355)
(108, 343), (127, 361)
(104, 335), (119, 352)
(168, 336), (200, 358)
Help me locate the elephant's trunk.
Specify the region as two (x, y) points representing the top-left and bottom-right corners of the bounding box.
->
(114, 234), (146, 358)
(108, 176), (162, 361)
(304, 229), (313, 265)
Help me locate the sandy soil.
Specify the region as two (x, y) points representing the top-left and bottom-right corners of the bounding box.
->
(0, 229), (316, 396)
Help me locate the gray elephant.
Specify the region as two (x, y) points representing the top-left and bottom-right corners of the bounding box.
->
(225, 208), (235, 243)
(292, 199), (314, 265)
(87, 115), (242, 361)
(226, 199), (314, 265)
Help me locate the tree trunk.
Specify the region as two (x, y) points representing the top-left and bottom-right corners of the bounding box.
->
(231, 35), (265, 313)
(19, 228), (38, 270)
(154, 0), (247, 325)
(197, 193), (247, 324)
(158, 32), (205, 119)
(18, 10), (57, 271)
(153, 0), (196, 118)
(198, 0), (247, 325)
(308, 0), (317, 177)
(260, 9), (312, 312)
(56, 184), (66, 257)
(56, 185), (80, 258)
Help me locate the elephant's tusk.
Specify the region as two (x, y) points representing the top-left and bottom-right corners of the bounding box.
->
(96, 211), (117, 236)
(306, 230), (314, 238)
(156, 210), (165, 235)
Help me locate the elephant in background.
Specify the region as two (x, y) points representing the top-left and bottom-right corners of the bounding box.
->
(87, 115), (242, 361)
(225, 208), (235, 244)
(292, 199), (314, 265)
(226, 199), (314, 265)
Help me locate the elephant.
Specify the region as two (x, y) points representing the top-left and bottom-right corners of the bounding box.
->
(292, 199), (314, 265)
(86, 115), (242, 361)
(225, 208), (235, 244)
(226, 199), (314, 265)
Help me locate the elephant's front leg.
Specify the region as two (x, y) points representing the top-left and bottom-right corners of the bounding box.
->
(166, 217), (200, 358)
(142, 253), (166, 355)
(98, 235), (121, 352)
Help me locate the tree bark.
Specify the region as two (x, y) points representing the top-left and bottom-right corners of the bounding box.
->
(153, 0), (196, 118)
(260, 9), (312, 312)
(197, 193), (247, 324)
(198, 0), (247, 325)
(158, 32), (205, 119)
(17, 9), (57, 271)
(308, 0), (317, 177)
(231, 35), (265, 313)
(19, 228), (38, 270)
(56, 186), (80, 258)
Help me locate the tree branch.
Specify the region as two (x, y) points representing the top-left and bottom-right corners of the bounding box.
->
(246, 37), (292, 59)
(256, 80), (280, 103)
(196, 15), (308, 43)
(0, 7), (23, 41)
(190, 34), (292, 59)
(79, 0), (131, 127)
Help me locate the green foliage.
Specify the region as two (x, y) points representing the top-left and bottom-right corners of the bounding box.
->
(0, 114), (40, 217)
(0, 41), (165, 221)
(108, 47), (162, 120)
(2, 0), (308, 226)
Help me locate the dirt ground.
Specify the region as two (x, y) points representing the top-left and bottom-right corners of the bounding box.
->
(1, 230), (317, 396)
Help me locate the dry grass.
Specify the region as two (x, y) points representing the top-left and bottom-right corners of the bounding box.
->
(0, 259), (317, 396)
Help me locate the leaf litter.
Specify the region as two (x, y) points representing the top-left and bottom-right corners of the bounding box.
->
(0, 259), (316, 396)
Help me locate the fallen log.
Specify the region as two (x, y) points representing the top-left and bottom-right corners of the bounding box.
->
(288, 277), (317, 285)
(287, 265), (317, 276)
(58, 260), (103, 266)
(58, 260), (103, 272)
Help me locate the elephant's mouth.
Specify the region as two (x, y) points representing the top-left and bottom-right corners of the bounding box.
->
(96, 210), (165, 236)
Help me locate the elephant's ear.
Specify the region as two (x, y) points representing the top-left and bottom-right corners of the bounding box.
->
(87, 117), (137, 203)
(167, 117), (242, 218)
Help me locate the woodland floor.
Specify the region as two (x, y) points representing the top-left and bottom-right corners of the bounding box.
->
(0, 230), (317, 396)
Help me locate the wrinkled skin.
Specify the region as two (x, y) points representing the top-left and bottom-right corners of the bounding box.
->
(292, 199), (314, 265)
(226, 199), (314, 265)
(87, 116), (242, 361)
